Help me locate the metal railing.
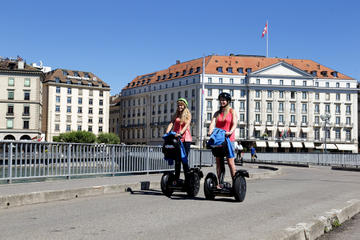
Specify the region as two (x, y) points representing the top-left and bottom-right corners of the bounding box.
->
(0, 141), (215, 183)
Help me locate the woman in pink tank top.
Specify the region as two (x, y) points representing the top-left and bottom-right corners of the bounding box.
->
(208, 93), (238, 188)
(166, 98), (192, 182)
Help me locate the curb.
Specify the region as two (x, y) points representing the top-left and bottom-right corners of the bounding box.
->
(268, 199), (360, 240)
(0, 166), (281, 209)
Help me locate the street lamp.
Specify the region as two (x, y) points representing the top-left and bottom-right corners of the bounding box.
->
(320, 113), (331, 153)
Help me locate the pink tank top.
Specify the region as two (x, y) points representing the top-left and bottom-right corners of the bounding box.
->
(173, 118), (192, 142)
(215, 110), (235, 141)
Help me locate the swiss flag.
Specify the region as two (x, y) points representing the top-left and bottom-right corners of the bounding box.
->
(261, 23), (268, 38)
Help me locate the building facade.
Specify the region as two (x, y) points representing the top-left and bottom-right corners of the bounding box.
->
(118, 55), (358, 152)
(43, 69), (110, 141)
(109, 94), (121, 136)
(0, 58), (44, 140)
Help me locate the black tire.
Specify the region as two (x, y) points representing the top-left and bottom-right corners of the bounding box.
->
(204, 172), (217, 200)
(233, 176), (246, 202)
(161, 172), (174, 197)
(185, 172), (200, 197)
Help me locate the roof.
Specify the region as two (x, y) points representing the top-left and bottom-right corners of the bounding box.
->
(123, 55), (353, 90)
(0, 58), (41, 72)
(45, 68), (110, 88)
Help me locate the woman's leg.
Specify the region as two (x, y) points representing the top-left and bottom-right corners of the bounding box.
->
(216, 157), (225, 184)
(227, 158), (236, 178)
(182, 142), (191, 175)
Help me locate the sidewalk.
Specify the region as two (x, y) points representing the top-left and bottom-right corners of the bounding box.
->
(0, 164), (280, 209)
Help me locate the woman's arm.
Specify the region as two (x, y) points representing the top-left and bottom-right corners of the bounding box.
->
(208, 112), (218, 136)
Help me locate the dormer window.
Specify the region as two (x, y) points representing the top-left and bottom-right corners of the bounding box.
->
(137, 81), (140, 85)
(73, 72), (79, 77)
(169, 73), (173, 79)
(162, 75), (166, 80)
(127, 83), (130, 87)
(77, 81), (82, 85)
(132, 82), (135, 86)
(331, 71), (338, 77)
(55, 77), (60, 83)
(66, 80), (71, 84)
(84, 73), (90, 78)
(147, 79), (151, 83)
(227, 67), (233, 73)
(157, 76), (160, 81)
(196, 67), (201, 73)
(175, 72), (179, 77)
(142, 80), (145, 84)
(246, 68), (252, 73)
(88, 83), (92, 86)
(62, 70), (68, 76)
(189, 68), (193, 74)
(182, 70), (186, 75)
(321, 71), (328, 77)
(237, 68), (243, 73)
(216, 67), (223, 73)
(311, 71), (317, 76)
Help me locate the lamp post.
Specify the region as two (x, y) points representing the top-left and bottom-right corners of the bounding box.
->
(320, 113), (331, 153)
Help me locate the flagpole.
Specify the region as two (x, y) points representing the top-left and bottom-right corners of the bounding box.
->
(199, 56), (206, 166)
(266, 20), (269, 57)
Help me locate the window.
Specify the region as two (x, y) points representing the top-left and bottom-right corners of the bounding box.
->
(335, 105), (340, 114)
(237, 68), (243, 73)
(290, 103), (295, 112)
(314, 104), (319, 113)
(207, 113), (212, 121)
(336, 82), (340, 88)
(99, 117), (103, 124)
(240, 101), (245, 110)
(7, 104), (14, 115)
(216, 67), (223, 73)
(268, 79), (272, 85)
(336, 117), (340, 124)
(239, 114), (245, 122)
(346, 129), (351, 140)
(88, 118), (93, 123)
(240, 90), (246, 97)
(67, 97), (71, 104)
(326, 82), (329, 88)
(315, 116), (319, 124)
(185, 90), (188, 98)
(326, 93), (330, 101)
(207, 101), (212, 109)
(336, 94), (340, 101)
(346, 117), (351, 125)
(7, 119), (14, 129)
(78, 107), (82, 113)
(23, 105), (30, 115)
(67, 88), (71, 94)
(255, 102), (260, 111)
(55, 124), (60, 131)
(56, 86), (60, 93)
(290, 115), (295, 123)
(55, 105), (60, 112)
(255, 114), (261, 122)
(24, 91), (30, 100)
(99, 99), (103, 106)
(279, 91), (284, 99)
(66, 125), (71, 132)
(24, 78), (30, 87)
(315, 93), (319, 100)
(230, 78), (234, 84)
(314, 129), (320, 140)
(315, 82), (319, 87)
(23, 120), (29, 129)
(267, 90), (272, 98)
(302, 115), (307, 123)
(207, 89), (212, 96)
(246, 68), (252, 73)
(279, 115), (284, 123)
(66, 80), (71, 84)
(77, 125), (82, 131)
(67, 106), (71, 113)
(346, 94), (351, 101)
(291, 92), (295, 99)
(89, 99), (93, 105)
(99, 126), (103, 132)
(219, 89), (223, 94)
(256, 79), (260, 84)
(267, 114), (272, 122)
(255, 90), (260, 98)
(280, 80), (283, 85)
(303, 81), (307, 86)
(230, 89), (234, 97)
(55, 96), (60, 103)
(346, 83), (350, 88)
(78, 97), (82, 104)
(208, 77), (212, 83)
(302, 92), (307, 99)
(8, 91), (14, 100)
(219, 78), (223, 84)
(335, 129), (340, 139)
(227, 67), (233, 73)
(346, 105), (351, 114)
(302, 103), (307, 113)
(8, 77), (14, 86)
(278, 102), (284, 112)
(325, 104), (330, 113)
(267, 102), (272, 111)
(291, 80), (295, 86)
(88, 107), (93, 114)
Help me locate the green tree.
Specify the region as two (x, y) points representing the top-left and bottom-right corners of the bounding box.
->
(97, 133), (120, 144)
(52, 131), (96, 143)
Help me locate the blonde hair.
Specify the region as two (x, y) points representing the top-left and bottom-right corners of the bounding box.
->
(173, 102), (191, 124)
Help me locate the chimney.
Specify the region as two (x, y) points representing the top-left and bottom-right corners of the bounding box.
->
(176, 60), (180, 64)
(18, 61), (24, 69)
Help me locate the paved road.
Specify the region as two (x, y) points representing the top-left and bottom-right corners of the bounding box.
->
(0, 166), (359, 240)
(318, 212), (360, 240)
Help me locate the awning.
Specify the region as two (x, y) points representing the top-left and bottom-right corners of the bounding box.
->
(254, 126), (262, 131)
(268, 141), (279, 148)
(256, 141), (267, 147)
(266, 126), (275, 131)
(280, 142), (291, 148)
(291, 142), (303, 148)
(315, 144), (337, 150)
(304, 142), (315, 148)
(301, 128), (310, 133)
(336, 144), (357, 151)
(289, 127), (298, 132)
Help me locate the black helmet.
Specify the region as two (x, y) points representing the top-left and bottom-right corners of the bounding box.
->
(218, 92), (232, 102)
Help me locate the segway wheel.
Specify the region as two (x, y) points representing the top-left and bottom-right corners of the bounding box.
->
(233, 175), (247, 202)
(185, 172), (200, 197)
(204, 172), (217, 200)
(161, 172), (174, 197)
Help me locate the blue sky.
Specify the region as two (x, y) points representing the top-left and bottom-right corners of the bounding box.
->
(2, 0), (359, 94)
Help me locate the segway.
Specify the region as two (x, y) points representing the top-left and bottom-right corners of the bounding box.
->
(160, 134), (203, 198)
(204, 141), (249, 202)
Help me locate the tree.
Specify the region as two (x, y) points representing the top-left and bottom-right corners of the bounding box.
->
(52, 131), (96, 143)
(97, 133), (120, 144)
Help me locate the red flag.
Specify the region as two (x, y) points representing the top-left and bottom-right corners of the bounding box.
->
(261, 23), (268, 38)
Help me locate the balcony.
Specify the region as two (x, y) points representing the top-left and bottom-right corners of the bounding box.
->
(289, 121), (297, 126)
(254, 121), (262, 126)
(314, 122), (321, 127)
(344, 122), (353, 128)
(301, 121), (308, 127)
(277, 121), (285, 126)
(266, 109), (273, 113)
(6, 112), (14, 116)
(266, 121), (274, 126)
